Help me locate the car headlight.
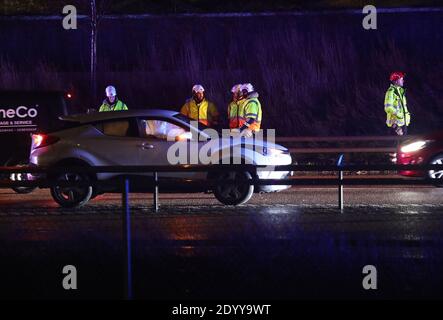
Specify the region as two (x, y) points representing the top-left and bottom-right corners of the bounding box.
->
(400, 140), (430, 153)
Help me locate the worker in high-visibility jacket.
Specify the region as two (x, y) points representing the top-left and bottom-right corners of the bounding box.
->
(384, 71), (411, 135)
(180, 84), (219, 128)
(231, 83), (262, 138)
(227, 84), (242, 129)
(99, 85), (128, 112)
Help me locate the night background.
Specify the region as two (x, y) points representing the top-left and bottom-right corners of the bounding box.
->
(2, 0), (443, 304)
(1, 0), (442, 136)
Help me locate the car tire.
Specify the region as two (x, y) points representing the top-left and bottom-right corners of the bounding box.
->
(213, 171), (254, 205)
(427, 154), (443, 188)
(50, 172), (93, 208)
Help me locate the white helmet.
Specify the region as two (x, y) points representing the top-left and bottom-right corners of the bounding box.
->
(231, 84), (242, 93)
(240, 83), (254, 94)
(192, 84), (205, 93)
(105, 85), (117, 97)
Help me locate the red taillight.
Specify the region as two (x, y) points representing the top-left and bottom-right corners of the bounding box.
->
(32, 134), (59, 149)
(32, 134), (44, 148)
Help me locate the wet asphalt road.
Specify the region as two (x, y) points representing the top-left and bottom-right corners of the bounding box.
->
(1, 186), (443, 300)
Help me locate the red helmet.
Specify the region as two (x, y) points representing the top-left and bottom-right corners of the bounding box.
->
(390, 71), (406, 82)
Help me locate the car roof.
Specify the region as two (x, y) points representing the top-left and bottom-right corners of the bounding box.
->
(59, 109), (180, 123)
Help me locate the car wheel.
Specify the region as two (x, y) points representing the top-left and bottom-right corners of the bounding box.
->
(428, 155), (443, 187)
(213, 171), (254, 205)
(50, 172), (93, 208)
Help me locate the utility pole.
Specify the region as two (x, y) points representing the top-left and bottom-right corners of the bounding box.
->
(90, 0), (97, 102)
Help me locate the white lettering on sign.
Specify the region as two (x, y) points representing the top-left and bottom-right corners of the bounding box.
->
(0, 106), (38, 119)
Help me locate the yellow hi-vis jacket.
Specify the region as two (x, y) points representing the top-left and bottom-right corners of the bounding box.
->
(234, 92), (262, 132)
(384, 84), (411, 127)
(227, 100), (241, 129)
(99, 99), (128, 112)
(180, 98), (219, 127)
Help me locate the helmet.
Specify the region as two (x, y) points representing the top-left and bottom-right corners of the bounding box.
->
(192, 84), (205, 93)
(231, 84), (242, 94)
(105, 85), (117, 97)
(390, 71), (406, 82)
(240, 83), (254, 94)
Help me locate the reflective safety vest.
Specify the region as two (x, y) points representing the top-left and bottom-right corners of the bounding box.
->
(235, 93), (262, 132)
(99, 99), (128, 112)
(384, 85), (411, 127)
(228, 101), (241, 129)
(180, 98), (219, 127)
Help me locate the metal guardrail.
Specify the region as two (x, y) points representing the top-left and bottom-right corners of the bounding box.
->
(2, 161), (443, 299)
(0, 163), (440, 173)
(1, 162), (442, 197)
(275, 135), (417, 154)
(275, 135), (416, 142)
(287, 147), (396, 153)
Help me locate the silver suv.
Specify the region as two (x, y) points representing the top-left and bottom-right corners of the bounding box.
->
(29, 109), (292, 207)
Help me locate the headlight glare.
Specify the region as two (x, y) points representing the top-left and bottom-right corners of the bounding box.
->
(263, 147), (286, 156)
(400, 140), (429, 153)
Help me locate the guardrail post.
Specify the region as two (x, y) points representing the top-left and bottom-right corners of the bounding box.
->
(337, 154), (344, 211)
(338, 169), (344, 211)
(153, 171), (159, 213)
(122, 177), (133, 300)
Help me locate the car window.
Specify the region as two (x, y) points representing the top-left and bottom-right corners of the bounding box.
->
(95, 119), (138, 137)
(174, 113), (209, 131)
(141, 119), (187, 141)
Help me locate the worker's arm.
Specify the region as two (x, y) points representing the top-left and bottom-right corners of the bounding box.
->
(240, 118), (257, 131)
(98, 103), (106, 112)
(180, 103), (189, 117)
(122, 102), (128, 110)
(240, 101), (259, 131)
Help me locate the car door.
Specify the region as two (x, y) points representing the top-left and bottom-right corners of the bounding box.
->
(136, 117), (204, 179)
(86, 118), (144, 166)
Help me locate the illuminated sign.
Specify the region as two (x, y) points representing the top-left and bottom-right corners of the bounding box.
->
(0, 105), (39, 133)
